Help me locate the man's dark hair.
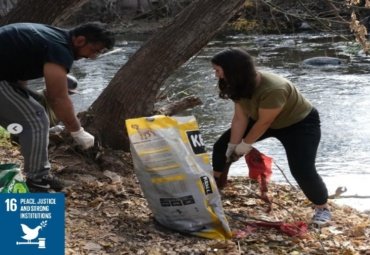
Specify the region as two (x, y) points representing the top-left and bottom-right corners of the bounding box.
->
(70, 22), (115, 50)
(211, 48), (257, 101)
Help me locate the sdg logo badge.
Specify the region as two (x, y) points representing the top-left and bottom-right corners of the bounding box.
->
(186, 130), (206, 155)
(0, 193), (65, 255)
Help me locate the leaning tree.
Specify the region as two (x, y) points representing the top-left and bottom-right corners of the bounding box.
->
(83, 0), (246, 150)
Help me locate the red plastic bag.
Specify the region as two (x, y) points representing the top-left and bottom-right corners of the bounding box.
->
(245, 148), (272, 183)
(245, 148), (273, 211)
(245, 221), (308, 237)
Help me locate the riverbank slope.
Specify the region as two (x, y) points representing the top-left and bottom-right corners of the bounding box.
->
(1, 137), (369, 254)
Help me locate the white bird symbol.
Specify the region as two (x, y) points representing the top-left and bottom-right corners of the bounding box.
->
(20, 224), (42, 242)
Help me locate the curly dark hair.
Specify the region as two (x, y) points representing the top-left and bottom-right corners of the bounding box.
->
(70, 22), (115, 50)
(211, 48), (257, 100)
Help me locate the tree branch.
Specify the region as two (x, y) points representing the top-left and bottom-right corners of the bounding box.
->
(154, 95), (202, 116)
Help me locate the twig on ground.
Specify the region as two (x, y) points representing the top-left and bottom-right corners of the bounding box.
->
(273, 161), (297, 190)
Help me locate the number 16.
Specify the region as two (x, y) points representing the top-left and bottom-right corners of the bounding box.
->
(5, 198), (17, 211)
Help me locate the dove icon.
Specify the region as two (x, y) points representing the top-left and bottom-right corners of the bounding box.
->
(16, 221), (47, 248)
(21, 224), (42, 242)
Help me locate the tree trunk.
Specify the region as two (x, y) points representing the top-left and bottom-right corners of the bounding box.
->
(0, 0), (88, 26)
(86, 0), (245, 150)
(0, 0), (18, 18)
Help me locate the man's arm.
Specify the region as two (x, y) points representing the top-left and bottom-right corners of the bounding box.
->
(43, 62), (80, 132)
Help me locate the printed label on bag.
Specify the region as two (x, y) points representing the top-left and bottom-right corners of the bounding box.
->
(186, 130), (206, 154)
(200, 176), (213, 194)
(0, 193), (65, 255)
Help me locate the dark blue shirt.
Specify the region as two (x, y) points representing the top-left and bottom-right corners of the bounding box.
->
(0, 23), (74, 82)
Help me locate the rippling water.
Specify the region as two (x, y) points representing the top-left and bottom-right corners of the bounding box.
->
(30, 32), (370, 211)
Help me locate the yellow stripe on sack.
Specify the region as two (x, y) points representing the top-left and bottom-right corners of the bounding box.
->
(126, 116), (175, 136)
(200, 154), (210, 164)
(137, 147), (171, 156)
(193, 229), (231, 240)
(127, 116), (199, 137)
(151, 174), (186, 184)
(195, 179), (232, 240)
(125, 118), (151, 135)
(178, 120), (198, 131)
(147, 164), (181, 172)
(147, 116), (178, 130)
(132, 115), (177, 131)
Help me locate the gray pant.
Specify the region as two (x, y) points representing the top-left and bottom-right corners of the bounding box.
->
(0, 81), (50, 179)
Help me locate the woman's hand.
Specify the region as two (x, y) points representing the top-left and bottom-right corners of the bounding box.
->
(235, 140), (253, 155)
(225, 143), (237, 160)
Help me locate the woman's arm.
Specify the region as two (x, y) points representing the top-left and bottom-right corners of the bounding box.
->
(229, 102), (248, 144)
(243, 107), (282, 144)
(235, 106), (282, 156)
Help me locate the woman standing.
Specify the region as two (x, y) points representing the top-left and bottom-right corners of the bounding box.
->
(211, 48), (331, 225)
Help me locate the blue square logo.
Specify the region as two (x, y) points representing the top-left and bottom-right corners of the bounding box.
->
(0, 193), (65, 255)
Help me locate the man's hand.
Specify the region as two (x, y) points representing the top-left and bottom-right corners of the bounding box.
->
(235, 140), (253, 156)
(49, 125), (65, 134)
(70, 127), (94, 149)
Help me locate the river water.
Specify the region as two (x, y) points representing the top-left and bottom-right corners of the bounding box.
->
(30, 32), (370, 212)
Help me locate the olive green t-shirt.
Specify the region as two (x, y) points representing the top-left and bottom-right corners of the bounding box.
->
(236, 71), (312, 129)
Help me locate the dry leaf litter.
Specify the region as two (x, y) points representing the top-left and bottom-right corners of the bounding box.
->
(1, 140), (370, 255)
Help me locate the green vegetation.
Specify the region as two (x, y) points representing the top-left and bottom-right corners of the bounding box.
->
(230, 18), (259, 32)
(0, 127), (11, 147)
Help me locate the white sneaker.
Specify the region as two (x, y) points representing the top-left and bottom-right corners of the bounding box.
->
(312, 208), (331, 225)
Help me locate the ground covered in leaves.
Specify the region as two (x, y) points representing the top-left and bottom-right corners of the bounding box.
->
(1, 140), (370, 255)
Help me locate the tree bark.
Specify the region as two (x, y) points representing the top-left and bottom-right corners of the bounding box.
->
(86, 0), (245, 150)
(0, 0), (88, 26)
(154, 96), (203, 116)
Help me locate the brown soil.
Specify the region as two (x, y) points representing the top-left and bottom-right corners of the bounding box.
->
(1, 137), (369, 255)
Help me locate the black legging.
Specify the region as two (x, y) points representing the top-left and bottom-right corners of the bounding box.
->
(212, 108), (328, 205)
